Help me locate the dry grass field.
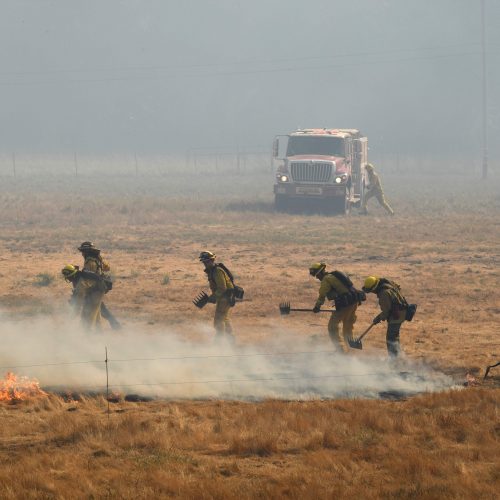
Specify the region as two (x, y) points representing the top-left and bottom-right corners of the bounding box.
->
(0, 168), (499, 498)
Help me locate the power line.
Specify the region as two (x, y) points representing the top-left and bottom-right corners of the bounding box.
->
(0, 50), (496, 88)
(0, 42), (485, 78)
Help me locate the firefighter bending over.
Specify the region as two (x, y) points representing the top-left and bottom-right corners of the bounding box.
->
(72, 242), (112, 330)
(360, 163), (394, 215)
(310, 263), (364, 352)
(200, 251), (235, 342)
(362, 276), (415, 357)
(61, 264), (120, 330)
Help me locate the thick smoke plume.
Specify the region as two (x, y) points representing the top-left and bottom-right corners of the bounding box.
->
(0, 311), (454, 400)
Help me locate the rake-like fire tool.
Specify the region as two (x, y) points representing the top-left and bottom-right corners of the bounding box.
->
(347, 323), (376, 350)
(193, 291), (210, 309)
(279, 302), (330, 316)
(483, 361), (500, 380)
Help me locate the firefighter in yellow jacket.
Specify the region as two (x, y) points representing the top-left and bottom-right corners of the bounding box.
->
(62, 264), (120, 330)
(360, 163), (394, 215)
(73, 241), (111, 330)
(362, 276), (409, 357)
(310, 263), (361, 352)
(200, 251), (235, 342)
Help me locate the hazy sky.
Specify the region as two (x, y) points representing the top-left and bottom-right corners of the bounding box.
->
(0, 0), (498, 158)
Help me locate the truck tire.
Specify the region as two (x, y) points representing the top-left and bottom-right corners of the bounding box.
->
(274, 194), (288, 212)
(331, 188), (351, 215)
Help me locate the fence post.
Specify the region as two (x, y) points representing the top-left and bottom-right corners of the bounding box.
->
(74, 152), (78, 177)
(105, 346), (110, 419)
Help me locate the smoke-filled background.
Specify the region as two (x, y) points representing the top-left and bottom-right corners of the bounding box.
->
(0, 311), (453, 399)
(0, 0), (499, 165)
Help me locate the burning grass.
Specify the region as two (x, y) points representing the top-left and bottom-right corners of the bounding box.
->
(0, 372), (47, 403)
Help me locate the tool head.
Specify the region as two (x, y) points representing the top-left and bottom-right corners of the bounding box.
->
(347, 337), (363, 350)
(279, 302), (291, 315)
(193, 291), (209, 309)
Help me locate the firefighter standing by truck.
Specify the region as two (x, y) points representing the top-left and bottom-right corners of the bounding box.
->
(362, 276), (416, 357)
(198, 251), (237, 342)
(73, 242), (112, 330)
(61, 264), (120, 329)
(310, 263), (365, 352)
(360, 163), (394, 215)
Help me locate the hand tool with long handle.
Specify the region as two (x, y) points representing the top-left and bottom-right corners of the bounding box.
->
(347, 323), (376, 350)
(484, 361), (500, 379)
(279, 302), (330, 316)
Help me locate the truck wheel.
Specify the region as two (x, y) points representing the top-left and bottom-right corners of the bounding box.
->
(274, 194), (288, 212)
(331, 189), (350, 215)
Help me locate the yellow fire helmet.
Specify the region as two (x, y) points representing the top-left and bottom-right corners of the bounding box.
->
(363, 276), (380, 292)
(309, 262), (326, 277)
(365, 163), (374, 172)
(61, 264), (79, 280)
(199, 251), (216, 262)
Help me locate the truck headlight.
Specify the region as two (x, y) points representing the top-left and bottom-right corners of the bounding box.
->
(279, 175), (289, 182)
(335, 175), (347, 184)
(335, 176), (342, 184)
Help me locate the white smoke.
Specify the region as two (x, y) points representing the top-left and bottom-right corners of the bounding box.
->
(0, 311), (454, 400)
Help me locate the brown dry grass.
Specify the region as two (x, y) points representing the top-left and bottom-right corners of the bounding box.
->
(0, 171), (499, 497)
(0, 389), (498, 499)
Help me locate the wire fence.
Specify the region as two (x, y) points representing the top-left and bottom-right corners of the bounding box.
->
(1, 347), (399, 398)
(0, 150), (273, 177)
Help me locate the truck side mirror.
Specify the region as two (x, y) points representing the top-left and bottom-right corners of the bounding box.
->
(272, 138), (279, 158)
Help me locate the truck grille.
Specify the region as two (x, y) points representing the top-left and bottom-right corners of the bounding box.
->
(290, 162), (332, 183)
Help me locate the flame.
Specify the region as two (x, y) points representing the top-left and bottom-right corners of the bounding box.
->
(0, 372), (47, 402)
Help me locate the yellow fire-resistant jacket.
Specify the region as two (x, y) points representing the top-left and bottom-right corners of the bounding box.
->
(74, 256), (110, 304)
(367, 171), (383, 193)
(315, 273), (350, 308)
(376, 283), (407, 323)
(207, 265), (234, 301)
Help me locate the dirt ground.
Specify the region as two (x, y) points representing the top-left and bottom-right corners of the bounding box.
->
(0, 170), (499, 497)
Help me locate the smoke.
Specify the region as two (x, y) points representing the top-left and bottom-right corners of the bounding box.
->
(0, 311), (454, 400)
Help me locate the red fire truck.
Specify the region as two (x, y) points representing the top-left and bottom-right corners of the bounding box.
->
(273, 128), (368, 213)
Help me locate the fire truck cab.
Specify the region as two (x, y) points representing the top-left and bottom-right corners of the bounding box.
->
(273, 128), (368, 213)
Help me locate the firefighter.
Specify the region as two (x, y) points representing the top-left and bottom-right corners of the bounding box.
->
(73, 242), (111, 330)
(362, 276), (408, 357)
(199, 251), (235, 342)
(360, 163), (394, 215)
(310, 263), (362, 352)
(61, 264), (120, 330)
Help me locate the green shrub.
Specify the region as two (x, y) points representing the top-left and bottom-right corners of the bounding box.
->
(34, 273), (55, 287)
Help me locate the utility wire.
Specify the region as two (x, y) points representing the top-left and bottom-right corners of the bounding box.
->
(0, 42), (485, 78)
(0, 50), (496, 87)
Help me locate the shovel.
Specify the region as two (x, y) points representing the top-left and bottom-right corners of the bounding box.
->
(347, 323), (376, 350)
(279, 302), (330, 316)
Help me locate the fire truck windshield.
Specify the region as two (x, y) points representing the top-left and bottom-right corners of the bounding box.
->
(286, 136), (345, 157)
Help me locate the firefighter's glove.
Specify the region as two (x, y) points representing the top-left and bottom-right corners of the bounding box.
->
(373, 314), (383, 325)
(208, 295), (217, 304)
(312, 305), (321, 313)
